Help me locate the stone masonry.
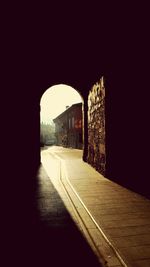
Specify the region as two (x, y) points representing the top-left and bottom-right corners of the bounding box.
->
(87, 77), (105, 175)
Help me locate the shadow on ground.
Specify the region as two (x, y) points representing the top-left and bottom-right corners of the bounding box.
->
(30, 166), (102, 267)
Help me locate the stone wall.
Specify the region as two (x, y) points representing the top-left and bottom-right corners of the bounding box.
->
(87, 77), (105, 175)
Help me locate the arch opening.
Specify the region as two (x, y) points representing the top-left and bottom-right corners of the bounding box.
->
(40, 84), (84, 152)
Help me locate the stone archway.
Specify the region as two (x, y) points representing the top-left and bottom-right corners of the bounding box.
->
(38, 78), (106, 177)
(39, 83), (87, 162)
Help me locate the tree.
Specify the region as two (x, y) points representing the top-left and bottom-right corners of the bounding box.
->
(40, 122), (56, 145)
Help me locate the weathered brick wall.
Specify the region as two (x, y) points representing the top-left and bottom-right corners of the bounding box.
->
(87, 77), (105, 175)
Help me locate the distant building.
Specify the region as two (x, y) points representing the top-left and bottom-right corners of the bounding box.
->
(53, 103), (82, 149)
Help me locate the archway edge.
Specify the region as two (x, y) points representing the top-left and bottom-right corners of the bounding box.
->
(40, 83), (84, 104)
(36, 72), (103, 104)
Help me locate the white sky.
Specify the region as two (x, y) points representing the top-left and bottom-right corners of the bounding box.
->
(40, 84), (82, 123)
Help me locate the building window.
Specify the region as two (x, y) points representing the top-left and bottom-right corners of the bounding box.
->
(69, 118), (71, 129)
(72, 117), (74, 128)
(79, 133), (82, 143)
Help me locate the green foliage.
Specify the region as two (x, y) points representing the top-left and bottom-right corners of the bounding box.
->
(40, 122), (56, 145)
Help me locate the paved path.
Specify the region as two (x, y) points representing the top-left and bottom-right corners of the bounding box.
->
(31, 163), (102, 267)
(41, 146), (150, 267)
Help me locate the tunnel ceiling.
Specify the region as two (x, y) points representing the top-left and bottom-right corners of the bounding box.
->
(23, 8), (147, 104)
(31, 44), (108, 101)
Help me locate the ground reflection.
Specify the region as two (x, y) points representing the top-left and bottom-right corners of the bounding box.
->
(31, 165), (102, 267)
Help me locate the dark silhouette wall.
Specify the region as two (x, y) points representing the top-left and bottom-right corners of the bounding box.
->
(6, 6), (149, 238)
(27, 65), (149, 199)
(4, 5), (150, 267)
(16, 33), (148, 199)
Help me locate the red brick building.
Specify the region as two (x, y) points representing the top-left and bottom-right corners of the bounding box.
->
(53, 103), (82, 149)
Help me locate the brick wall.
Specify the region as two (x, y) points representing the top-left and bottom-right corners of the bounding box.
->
(87, 77), (105, 175)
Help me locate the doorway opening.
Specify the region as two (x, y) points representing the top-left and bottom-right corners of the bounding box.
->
(40, 84), (83, 151)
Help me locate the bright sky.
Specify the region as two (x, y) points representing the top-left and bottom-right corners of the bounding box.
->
(40, 84), (82, 123)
